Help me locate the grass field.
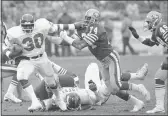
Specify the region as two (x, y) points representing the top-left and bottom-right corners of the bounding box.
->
(1, 55), (168, 115)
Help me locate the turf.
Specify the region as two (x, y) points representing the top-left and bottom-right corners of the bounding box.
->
(1, 55), (168, 115)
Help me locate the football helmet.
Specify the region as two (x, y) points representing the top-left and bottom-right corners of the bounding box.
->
(143, 11), (162, 31)
(66, 92), (81, 110)
(1, 21), (7, 42)
(20, 14), (35, 33)
(84, 9), (100, 26)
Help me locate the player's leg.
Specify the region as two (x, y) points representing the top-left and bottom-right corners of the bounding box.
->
(85, 62), (145, 112)
(50, 61), (79, 87)
(146, 64), (167, 113)
(17, 60), (42, 111)
(2, 64), (22, 103)
(38, 53), (66, 111)
(116, 90), (144, 112)
(108, 51), (150, 101)
(121, 63), (148, 81)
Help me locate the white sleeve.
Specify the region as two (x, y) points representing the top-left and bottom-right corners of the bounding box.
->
(47, 36), (63, 45)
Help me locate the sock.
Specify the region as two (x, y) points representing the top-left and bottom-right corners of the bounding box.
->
(155, 79), (165, 109)
(23, 85), (39, 103)
(20, 80), (38, 103)
(129, 83), (139, 91)
(130, 73), (139, 80)
(6, 75), (18, 94)
(128, 95), (141, 106)
(116, 90), (130, 101)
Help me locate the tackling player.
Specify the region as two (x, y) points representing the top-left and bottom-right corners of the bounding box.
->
(59, 9), (150, 111)
(5, 14), (83, 111)
(129, 11), (168, 113)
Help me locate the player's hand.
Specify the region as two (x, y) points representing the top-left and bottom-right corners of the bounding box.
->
(60, 31), (68, 39)
(128, 26), (139, 39)
(88, 80), (97, 91)
(9, 44), (23, 59)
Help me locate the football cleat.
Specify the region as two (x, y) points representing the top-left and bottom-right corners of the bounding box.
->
(146, 107), (165, 113)
(4, 93), (22, 103)
(138, 84), (150, 102)
(130, 100), (145, 112)
(28, 100), (43, 112)
(136, 63), (148, 80)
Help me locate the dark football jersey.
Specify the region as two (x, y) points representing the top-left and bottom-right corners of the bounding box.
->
(77, 23), (113, 60)
(151, 22), (168, 48)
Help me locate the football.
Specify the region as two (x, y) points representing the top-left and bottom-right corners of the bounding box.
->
(11, 44), (23, 53)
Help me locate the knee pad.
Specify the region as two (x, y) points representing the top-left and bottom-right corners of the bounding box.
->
(19, 80), (30, 89)
(45, 78), (58, 89)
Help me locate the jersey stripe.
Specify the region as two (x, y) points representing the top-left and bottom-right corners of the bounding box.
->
(83, 33), (98, 46)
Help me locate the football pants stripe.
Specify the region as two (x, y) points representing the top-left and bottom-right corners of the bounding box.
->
(109, 52), (121, 87)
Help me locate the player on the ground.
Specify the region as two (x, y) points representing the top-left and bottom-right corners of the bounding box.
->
(129, 11), (168, 113)
(5, 13), (82, 111)
(1, 21), (22, 103)
(34, 62), (149, 112)
(59, 9), (150, 111)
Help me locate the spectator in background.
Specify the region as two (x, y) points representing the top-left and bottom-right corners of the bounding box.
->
(57, 8), (75, 57)
(121, 12), (137, 55)
(103, 18), (114, 45)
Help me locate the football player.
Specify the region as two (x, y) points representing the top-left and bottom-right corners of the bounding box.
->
(5, 13), (83, 111)
(1, 21), (22, 103)
(129, 11), (168, 113)
(34, 62), (149, 112)
(59, 9), (150, 111)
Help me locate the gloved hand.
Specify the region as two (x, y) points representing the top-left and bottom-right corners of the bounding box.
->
(88, 80), (97, 91)
(129, 26), (139, 39)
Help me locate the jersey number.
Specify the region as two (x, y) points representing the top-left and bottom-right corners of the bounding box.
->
(22, 33), (44, 51)
(89, 26), (98, 34)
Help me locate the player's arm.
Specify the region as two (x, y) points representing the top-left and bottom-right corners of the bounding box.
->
(129, 26), (156, 46)
(60, 30), (99, 50)
(3, 36), (22, 59)
(48, 22), (85, 36)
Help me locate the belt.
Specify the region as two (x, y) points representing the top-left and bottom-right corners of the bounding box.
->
(15, 54), (43, 61)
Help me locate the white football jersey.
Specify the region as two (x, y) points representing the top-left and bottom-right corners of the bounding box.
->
(55, 87), (98, 106)
(6, 18), (56, 57)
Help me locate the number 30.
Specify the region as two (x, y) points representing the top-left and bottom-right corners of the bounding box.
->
(22, 33), (44, 51)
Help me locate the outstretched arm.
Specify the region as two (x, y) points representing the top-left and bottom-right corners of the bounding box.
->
(60, 31), (88, 50)
(129, 26), (156, 47)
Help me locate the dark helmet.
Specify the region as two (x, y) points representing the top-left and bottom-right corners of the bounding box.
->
(20, 14), (35, 33)
(66, 92), (81, 110)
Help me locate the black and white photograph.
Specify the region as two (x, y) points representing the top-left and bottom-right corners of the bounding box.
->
(0, 0), (168, 115)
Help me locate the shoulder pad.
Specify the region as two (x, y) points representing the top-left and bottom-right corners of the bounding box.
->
(35, 18), (52, 30)
(7, 26), (23, 39)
